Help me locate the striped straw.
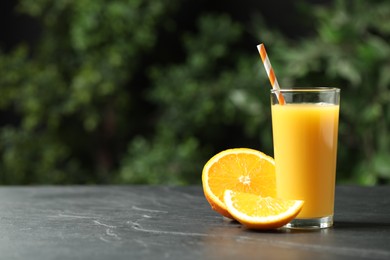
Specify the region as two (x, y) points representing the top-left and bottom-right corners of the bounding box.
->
(257, 43), (285, 105)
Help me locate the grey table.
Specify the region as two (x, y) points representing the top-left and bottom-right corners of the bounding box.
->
(0, 185), (389, 260)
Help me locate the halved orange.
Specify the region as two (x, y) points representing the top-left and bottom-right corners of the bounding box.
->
(202, 148), (276, 219)
(224, 190), (304, 230)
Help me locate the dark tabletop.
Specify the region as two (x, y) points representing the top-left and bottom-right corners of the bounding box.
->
(0, 185), (389, 260)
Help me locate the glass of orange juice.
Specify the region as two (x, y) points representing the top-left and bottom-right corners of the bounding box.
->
(271, 88), (340, 229)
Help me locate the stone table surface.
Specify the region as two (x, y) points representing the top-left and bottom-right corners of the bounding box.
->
(0, 185), (389, 260)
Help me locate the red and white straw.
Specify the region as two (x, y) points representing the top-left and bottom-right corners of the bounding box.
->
(257, 43), (285, 105)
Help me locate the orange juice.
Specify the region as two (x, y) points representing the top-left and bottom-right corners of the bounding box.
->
(271, 103), (339, 218)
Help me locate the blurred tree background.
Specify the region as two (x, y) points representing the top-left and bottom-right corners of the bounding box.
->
(0, 0), (389, 185)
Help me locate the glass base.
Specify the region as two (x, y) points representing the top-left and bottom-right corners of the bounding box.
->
(285, 215), (333, 229)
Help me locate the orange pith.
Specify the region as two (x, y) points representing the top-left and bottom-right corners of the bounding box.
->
(224, 190), (304, 230)
(202, 148), (276, 219)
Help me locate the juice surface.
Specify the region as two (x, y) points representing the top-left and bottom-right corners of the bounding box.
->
(271, 103), (339, 218)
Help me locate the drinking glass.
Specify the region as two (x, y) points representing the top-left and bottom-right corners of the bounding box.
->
(271, 88), (340, 229)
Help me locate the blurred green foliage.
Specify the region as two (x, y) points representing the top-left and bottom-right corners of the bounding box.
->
(0, 0), (389, 185)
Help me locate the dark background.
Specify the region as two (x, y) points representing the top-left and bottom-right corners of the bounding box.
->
(1, 0), (389, 186)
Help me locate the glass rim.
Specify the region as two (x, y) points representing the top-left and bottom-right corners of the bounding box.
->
(271, 87), (340, 93)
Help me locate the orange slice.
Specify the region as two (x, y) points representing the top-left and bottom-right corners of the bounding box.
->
(224, 190), (304, 230)
(202, 148), (276, 219)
